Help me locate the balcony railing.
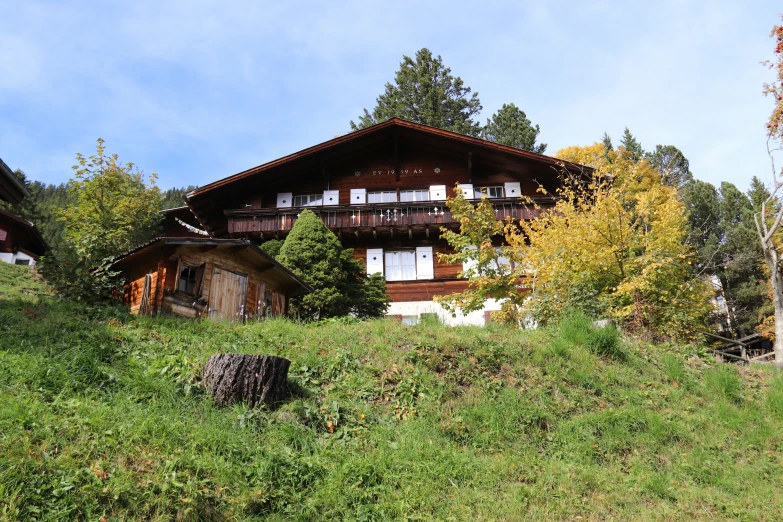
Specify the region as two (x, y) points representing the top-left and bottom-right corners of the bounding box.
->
(225, 198), (552, 236)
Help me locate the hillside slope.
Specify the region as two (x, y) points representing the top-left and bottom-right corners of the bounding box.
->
(1, 263), (782, 521)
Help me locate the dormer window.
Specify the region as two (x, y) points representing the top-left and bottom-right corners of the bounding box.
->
(293, 194), (323, 207)
(473, 186), (504, 199)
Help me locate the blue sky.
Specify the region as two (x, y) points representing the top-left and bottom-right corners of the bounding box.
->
(0, 1), (779, 193)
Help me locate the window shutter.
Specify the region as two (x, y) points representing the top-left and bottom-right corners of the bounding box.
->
(429, 185), (446, 201)
(323, 190), (339, 205)
(462, 245), (477, 277)
(459, 183), (474, 199)
(351, 188), (366, 205)
(366, 248), (384, 275)
(504, 182), (521, 198)
(416, 246), (434, 279)
(276, 192), (292, 208)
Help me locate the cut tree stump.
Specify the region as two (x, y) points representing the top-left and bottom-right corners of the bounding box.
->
(202, 353), (291, 408)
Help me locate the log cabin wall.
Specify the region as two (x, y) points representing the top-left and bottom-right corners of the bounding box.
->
(120, 244), (291, 319)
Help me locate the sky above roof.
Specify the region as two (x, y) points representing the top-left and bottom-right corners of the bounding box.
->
(0, 1), (779, 193)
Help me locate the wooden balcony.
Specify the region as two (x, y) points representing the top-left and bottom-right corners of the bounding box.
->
(225, 198), (552, 239)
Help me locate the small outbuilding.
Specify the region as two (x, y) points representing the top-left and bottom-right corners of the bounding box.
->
(109, 237), (310, 321)
(0, 208), (48, 266)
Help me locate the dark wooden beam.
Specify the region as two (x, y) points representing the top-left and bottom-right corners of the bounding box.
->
(468, 151), (473, 183)
(199, 245), (219, 252)
(394, 131), (400, 182)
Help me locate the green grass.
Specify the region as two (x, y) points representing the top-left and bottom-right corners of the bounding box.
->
(2, 262), (783, 520)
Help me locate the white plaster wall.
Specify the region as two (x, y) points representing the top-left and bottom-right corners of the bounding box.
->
(0, 251), (36, 266)
(387, 299), (503, 326)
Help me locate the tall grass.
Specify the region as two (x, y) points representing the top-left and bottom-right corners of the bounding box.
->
(2, 263), (783, 520)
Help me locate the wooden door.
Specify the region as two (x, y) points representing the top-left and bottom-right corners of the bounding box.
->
(208, 267), (248, 321)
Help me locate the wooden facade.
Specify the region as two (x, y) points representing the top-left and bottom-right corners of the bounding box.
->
(180, 119), (586, 317)
(110, 238), (310, 321)
(0, 208), (47, 266)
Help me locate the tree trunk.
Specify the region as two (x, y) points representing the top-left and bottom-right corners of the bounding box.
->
(771, 268), (783, 369)
(202, 353), (291, 408)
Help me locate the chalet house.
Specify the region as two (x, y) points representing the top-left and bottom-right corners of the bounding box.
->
(179, 118), (584, 325)
(0, 158), (47, 266)
(109, 237), (311, 320)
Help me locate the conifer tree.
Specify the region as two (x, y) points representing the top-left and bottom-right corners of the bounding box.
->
(350, 48), (482, 136)
(277, 210), (389, 320)
(481, 103), (547, 153)
(620, 127), (644, 161)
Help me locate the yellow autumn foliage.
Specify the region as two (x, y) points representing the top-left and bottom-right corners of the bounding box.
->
(438, 143), (712, 340)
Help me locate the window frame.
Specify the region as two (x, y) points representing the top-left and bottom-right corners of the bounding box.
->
(368, 190), (398, 204)
(293, 194), (324, 207)
(177, 265), (198, 295)
(399, 189), (430, 202)
(473, 186), (505, 199)
(384, 250), (417, 281)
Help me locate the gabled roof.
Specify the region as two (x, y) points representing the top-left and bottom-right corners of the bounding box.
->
(109, 237), (312, 297)
(184, 118), (590, 236)
(186, 117), (586, 199)
(0, 158), (30, 206)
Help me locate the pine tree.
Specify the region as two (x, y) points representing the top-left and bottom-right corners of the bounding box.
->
(277, 210), (389, 320)
(620, 127), (644, 161)
(481, 103), (546, 153)
(646, 144), (693, 189)
(350, 48), (482, 136)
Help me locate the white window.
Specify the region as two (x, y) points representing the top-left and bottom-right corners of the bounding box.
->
(473, 186), (504, 199)
(400, 189), (430, 202)
(385, 251), (417, 281)
(368, 191), (397, 203)
(293, 194), (323, 207)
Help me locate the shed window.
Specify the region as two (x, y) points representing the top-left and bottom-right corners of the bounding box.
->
(14, 259), (30, 266)
(293, 194), (323, 207)
(399, 189), (430, 202)
(368, 191), (397, 203)
(474, 186), (504, 199)
(178, 265), (199, 294)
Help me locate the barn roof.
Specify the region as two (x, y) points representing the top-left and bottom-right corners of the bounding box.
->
(0, 207), (48, 257)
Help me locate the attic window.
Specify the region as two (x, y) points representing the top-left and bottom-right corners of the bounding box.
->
(474, 186), (504, 199)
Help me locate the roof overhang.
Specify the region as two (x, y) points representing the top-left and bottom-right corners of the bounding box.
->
(0, 207), (48, 257)
(109, 237), (312, 297)
(0, 158), (30, 206)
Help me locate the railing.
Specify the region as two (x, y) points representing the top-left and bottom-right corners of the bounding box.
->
(225, 199), (551, 235)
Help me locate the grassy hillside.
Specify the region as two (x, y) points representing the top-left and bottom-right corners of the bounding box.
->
(1, 263), (783, 521)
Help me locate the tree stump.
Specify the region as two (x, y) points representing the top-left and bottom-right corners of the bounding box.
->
(202, 353), (291, 408)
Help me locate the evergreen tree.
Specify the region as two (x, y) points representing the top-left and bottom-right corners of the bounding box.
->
(350, 48), (482, 136)
(160, 186), (198, 210)
(601, 133), (613, 159)
(646, 144), (693, 189)
(277, 210), (389, 320)
(259, 239), (283, 258)
(481, 103), (546, 153)
(620, 127), (644, 161)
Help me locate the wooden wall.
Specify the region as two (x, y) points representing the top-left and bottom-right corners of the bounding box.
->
(120, 245), (289, 319)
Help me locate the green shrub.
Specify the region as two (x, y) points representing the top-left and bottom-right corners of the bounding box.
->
(586, 324), (625, 361)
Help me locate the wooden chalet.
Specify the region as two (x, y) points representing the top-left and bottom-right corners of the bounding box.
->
(0, 158), (47, 266)
(182, 118), (586, 325)
(109, 237), (311, 321)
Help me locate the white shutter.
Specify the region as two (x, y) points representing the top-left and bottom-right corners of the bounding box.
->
(459, 183), (474, 199)
(323, 190), (339, 205)
(351, 188), (366, 205)
(276, 192), (292, 208)
(504, 182), (521, 198)
(462, 245), (478, 278)
(416, 246), (434, 280)
(366, 248), (384, 275)
(429, 185), (446, 201)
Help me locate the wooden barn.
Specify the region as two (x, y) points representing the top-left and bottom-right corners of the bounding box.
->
(109, 237), (311, 321)
(179, 118), (586, 325)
